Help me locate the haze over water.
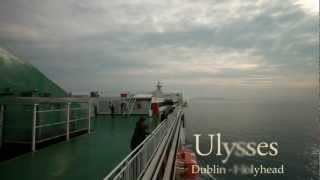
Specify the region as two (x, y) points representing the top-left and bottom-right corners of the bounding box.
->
(185, 99), (319, 180)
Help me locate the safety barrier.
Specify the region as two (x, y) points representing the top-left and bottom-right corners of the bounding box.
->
(31, 102), (91, 152)
(104, 107), (182, 180)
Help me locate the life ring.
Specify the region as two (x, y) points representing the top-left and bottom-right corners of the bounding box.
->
(176, 147), (199, 179)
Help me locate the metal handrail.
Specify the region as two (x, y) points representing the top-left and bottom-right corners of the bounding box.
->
(36, 121), (67, 128)
(141, 110), (182, 180)
(37, 108), (67, 113)
(104, 119), (168, 179)
(104, 107), (182, 180)
(31, 102), (92, 152)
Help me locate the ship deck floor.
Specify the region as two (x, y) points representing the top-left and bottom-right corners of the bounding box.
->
(0, 115), (139, 180)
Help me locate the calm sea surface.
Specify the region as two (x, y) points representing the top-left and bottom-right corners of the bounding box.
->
(185, 99), (319, 180)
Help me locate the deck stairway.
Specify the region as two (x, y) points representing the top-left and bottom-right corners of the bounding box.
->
(122, 95), (136, 116)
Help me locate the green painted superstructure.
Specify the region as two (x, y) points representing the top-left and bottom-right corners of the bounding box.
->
(0, 48), (65, 97)
(0, 48), (69, 145)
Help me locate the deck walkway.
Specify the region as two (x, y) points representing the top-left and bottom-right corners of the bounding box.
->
(0, 115), (139, 180)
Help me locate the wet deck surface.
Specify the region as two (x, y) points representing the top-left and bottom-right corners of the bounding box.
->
(0, 115), (139, 180)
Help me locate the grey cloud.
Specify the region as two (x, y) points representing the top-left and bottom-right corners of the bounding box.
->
(0, 0), (317, 100)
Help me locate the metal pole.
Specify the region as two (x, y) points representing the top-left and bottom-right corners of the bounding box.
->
(66, 102), (70, 141)
(318, 151), (320, 180)
(32, 104), (38, 152)
(0, 105), (4, 149)
(88, 102), (91, 135)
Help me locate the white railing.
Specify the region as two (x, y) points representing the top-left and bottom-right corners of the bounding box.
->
(104, 107), (182, 180)
(31, 102), (91, 152)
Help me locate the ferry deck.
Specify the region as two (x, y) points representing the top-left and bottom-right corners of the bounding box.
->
(0, 115), (138, 180)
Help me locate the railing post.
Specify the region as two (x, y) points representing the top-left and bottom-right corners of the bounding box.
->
(0, 104), (4, 149)
(88, 102), (91, 135)
(32, 104), (38, 152)
(66, 102), (70, 141)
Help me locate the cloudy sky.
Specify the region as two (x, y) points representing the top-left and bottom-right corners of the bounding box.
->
(0, 0), (318, 101)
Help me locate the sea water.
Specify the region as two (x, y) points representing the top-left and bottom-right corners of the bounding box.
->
(185, 99), (319, 180)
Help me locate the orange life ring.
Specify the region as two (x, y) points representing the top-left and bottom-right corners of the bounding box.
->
(176, 147), (199, 179)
